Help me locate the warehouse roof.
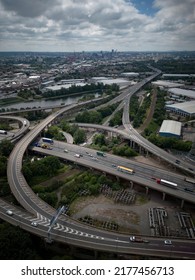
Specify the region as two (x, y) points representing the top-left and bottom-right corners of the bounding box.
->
(159, 120), (182, 136)
(151, 80), (184, 88)
(165, 101), (195, 115)
(168, 88), (195, 99)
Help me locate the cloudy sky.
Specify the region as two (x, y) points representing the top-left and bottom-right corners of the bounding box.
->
(0, 0), (194, 52)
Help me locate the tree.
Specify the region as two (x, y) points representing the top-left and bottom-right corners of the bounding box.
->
(0, 223), (38, 259)
(73, 129), (86, 144)
(0, 156), (7, 176)
(93, 134), (106, 146)
(0, 139), (14, 157)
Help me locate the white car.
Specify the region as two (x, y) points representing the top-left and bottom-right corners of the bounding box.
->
(31, 222), (38, 227)
(6, 210), (13, 216)
(164, 240), (172, 245)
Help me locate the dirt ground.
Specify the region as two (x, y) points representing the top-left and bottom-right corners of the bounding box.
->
(70, 191), (189, 236)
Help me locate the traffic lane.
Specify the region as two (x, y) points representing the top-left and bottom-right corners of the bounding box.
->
(65, 146), (189, 188)
(31, 146), (195, 202)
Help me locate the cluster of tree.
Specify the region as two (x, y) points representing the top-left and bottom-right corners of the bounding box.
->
(109, 110), (123, 127)
(0, 140), (14, 177)
(152, 91), (166, 126)
(133, 93), (151, 128)
(60, 171), (121, 206)
(129, 95), (139, 122)
(75, 103), (119, 124)
(143, 90), (166, 137)
(25, 110), (49, 122)
(112, 145), (138, 157)
(152, 57), (195, 74)
(42, 83), (117, 99)
(148, 135), (192, 151)
(17, 89), (35, 100)
(22, 156), (62, 183)
(75, 110), (102, 124)
(90, 134), (121, 152)
(0, 222), (40, 259)
(44, 125), (65, 141)
(59, 122), (86, 144)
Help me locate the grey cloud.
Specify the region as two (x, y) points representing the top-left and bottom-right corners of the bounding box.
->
(0, 0), (194, 51)
(0, 0), (58, 18)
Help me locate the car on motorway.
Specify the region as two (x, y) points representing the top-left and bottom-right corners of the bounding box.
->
(112, 164), (117, 168)
(74, 154), (80, 158)
(164, 240), (172, 245)
(64, 149), (68, 153)
(31, 222), (38, 227)
(6, 210), (13, 216)
(92, 157), (98, 161)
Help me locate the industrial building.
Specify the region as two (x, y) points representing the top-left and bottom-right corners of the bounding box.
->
(159, 120), (182, 138)
(168, 88), (195, 99)
(165, 101), (195, 118)
(151, 80), (184, 88)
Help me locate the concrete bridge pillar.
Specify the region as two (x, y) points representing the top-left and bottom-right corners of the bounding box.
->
(145, 150), (149, 157)
(130, 180), (133, 189)
(162, 192), (166, 200)
(181, 199), (184, 208)
(145, 186), (149, 195)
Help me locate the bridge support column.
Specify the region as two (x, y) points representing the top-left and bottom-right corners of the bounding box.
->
(181, 199), (184, 208)
(129, 181), (133, 189)
(162, 192), (166, 200)
(145, 150), (149, 157)
(145, 186), (149, 195)
(116, 176), (120, 182)
(129, 140), (132, 148)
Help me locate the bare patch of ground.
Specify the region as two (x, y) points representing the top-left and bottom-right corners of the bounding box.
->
(70, 190), (194, 237)
(70, 193), (176, 235)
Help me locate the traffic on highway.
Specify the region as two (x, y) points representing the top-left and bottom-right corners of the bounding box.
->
(1, 69), (195, 259)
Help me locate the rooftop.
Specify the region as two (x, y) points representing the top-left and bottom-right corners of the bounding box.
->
(166, 100), (195, 114)
(159, 120), (182, 136)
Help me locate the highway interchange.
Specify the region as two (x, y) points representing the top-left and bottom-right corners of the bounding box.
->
(0, 69), (195, 259)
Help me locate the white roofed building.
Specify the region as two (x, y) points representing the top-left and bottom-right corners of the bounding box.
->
(159, 120), (182, 138)
(168, 88), (195, 99)
(165, 101), (195, 118)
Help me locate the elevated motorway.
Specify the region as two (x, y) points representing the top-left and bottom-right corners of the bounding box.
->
(1, 197), (195, 259)
(4, 70), (195, 259)
(31, 143), (195, 205)
(0, 115), (30, 143)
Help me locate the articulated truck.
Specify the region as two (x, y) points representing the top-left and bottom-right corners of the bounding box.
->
(156, 178), (177, 188)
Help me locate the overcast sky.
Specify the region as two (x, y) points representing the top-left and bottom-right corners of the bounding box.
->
(0, 0), (194, 52)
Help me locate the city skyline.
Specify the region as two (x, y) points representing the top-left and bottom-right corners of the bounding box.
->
(0, 0), (194, 52)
